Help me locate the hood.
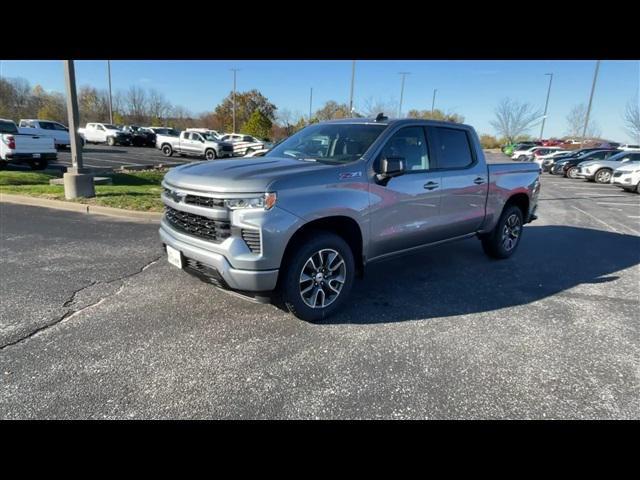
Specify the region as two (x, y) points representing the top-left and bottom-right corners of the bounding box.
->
(163, 156), (339, 193)
(615, 163), (640, 173)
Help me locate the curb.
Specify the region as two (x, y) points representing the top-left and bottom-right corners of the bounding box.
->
(0, 193), (162, 222)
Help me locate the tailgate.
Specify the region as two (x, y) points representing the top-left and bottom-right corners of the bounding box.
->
(13, 134), (56, 154)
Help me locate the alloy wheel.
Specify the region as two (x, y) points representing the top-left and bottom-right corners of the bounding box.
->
(299, 249), (346, 309)
(501, 214), (521, 252)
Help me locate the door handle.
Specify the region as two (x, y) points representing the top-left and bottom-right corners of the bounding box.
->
(423, 181), (439, 190)
(473, 177), (486, 185)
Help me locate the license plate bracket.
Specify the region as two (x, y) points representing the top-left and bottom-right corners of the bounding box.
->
(166, 245), (183, 269)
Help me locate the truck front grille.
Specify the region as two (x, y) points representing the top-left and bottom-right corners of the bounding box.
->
(222, 145), (233, 152)
(165, 207), (230, 243)
(183, 258), (228, 288)
(241, 229), (261, 254)
(184, 194), (225, 208)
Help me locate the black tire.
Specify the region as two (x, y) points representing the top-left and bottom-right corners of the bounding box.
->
(636, 182), (640, 194)
(161, 144), (173, 157)
(205, 149), (217, 160)
(278, 231), (355, 322)
(107, 137), (115, 146)
(566, 166), (578, 178)
(0, 160), (8, 170)
(594, 168), (613, 184)
(28, 159), (48, 170)
(245, 148), (253, 156)
(481, 204), (524, 260)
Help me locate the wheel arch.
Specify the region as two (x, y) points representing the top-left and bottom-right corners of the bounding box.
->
(280, 215), (365, 278)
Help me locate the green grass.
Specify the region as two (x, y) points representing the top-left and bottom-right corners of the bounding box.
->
(0, 169), (166, 212)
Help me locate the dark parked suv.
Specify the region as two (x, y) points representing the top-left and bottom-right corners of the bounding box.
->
(551, 149), (621, 178)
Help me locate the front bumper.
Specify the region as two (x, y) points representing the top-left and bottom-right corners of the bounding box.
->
(575, 169), (594, 179)
(160, 221), (279, 292)
(612, 173), (636, 186)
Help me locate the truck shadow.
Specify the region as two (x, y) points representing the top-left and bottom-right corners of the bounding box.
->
(325, 225), (640, 324)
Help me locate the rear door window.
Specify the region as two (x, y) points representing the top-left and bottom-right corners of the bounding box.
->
(430, 127), (474, 169)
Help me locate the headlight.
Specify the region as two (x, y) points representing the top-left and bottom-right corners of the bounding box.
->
(225, 192), (277, 210)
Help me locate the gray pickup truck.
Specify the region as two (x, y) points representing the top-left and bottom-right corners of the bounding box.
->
(160, 116), (540, 321)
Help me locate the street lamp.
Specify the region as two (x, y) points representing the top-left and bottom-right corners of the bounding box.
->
(539, 73), (553, 140)
(398, 72), (411, 118)
(107, 60), (113, 125)
(230, 68), (240, 132)
(583, 60), (601, 139)
(349, 60), (356, 117)
(63, 60), (94, 199)
(431, 88), (438, 116)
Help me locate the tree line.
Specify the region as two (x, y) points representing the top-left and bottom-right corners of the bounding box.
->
(2, 76), (637, 145)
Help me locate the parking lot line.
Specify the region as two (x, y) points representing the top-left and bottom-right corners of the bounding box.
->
(596, 202), (640, 207)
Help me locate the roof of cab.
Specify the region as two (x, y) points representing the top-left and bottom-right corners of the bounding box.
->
(321, 117), (474, 130)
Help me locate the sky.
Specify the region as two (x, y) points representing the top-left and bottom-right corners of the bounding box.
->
(1, 60), (638, 142)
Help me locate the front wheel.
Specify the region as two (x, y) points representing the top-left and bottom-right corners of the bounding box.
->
(161, 144), (173, 157)
(107, 137), (115, 146)
(594, 168), (612, 184)
(205, 149), (216, 160)
(481, 205), (524, 259)
(279, 232), (355, 322)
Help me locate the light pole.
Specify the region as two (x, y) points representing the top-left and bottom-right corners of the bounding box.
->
(398, 72), (411, 118)
(582, 60), (601, 139)
(309, 87), (313, 122)
(63, 60), (94, 199)
(349, 60), (356, 117)
(231, 68), (240, 132)
(107, 60), (113, 125)
(539, 73), (553, 140)
(431, 88), (437, 116)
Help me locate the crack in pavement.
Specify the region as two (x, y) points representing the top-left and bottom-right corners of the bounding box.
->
(0, 256), (162, 351)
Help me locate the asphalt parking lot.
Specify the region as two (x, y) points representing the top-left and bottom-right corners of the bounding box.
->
(51, 144), (190, 170)
(1, 157), (639, 419)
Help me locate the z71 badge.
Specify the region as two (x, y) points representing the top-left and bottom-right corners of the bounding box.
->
(339, 171), (362, 180)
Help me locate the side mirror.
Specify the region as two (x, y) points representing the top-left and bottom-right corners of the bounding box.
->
(376, 156), (405, 183)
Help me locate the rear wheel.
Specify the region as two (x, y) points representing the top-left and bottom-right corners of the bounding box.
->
(594, 168), (613, 184)
(481, 205), (524, 259)
(29, 159), (48, 170)
(566, 166), (578, 179)
(107, 137), (115, 146)
(636, 181), (640, 194)
(279, 231), (355, 322)
(245, 148), (253, 156)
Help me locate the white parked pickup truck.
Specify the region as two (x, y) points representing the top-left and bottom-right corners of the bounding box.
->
(1, 118), (57, 170)
(18, 119), (83, 149)
(78, 123), (132, 146)
(157, 130), (234, 160)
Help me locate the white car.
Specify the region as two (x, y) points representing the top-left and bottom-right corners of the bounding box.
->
(18, 119), (81, 149)
(578, 151), (640, 183)
(612, 161), (640, 193)
(511, 146), (561, 161)
(219, 133), (265, 156)
(532, 149), (571, 167)
(619, 144), (640, 151)
(78, 123), (132, 146)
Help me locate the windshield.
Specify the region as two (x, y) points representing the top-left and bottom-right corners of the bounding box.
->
(103, 124), (119, 130)
(266, 123), (387, 164)
(202, 133), (219, 141)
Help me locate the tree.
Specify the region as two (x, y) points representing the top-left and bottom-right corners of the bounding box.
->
(359, 96), (398, 118)
(407, 108), (465, 123)
(565, 103), (601, 139)
(479, 134), (501, 149)
(242, 110), (273, 139)
(147, 89), (171, 125)
(314, 100), (350, 121)
(490, 98), (543, 143)
(125, 86), (148, 124)
(213, 89), (277, 132)
(623, 98), (640, 143)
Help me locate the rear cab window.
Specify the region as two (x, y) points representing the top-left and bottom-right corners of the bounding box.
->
(0, 120), (19, 134)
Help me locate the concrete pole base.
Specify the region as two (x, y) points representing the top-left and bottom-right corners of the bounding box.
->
(64, 172), (96, 199)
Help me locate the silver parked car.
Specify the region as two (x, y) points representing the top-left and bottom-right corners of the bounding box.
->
(576, 151), (640, 183)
